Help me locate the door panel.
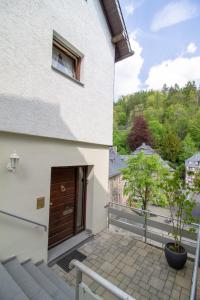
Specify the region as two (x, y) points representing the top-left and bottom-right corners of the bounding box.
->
(48, 167), (76, 248)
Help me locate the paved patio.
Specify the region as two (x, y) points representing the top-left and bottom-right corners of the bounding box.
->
(52, 227), (194, 300)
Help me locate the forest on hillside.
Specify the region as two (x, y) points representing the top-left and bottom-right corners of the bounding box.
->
(114, 81), (200, 168)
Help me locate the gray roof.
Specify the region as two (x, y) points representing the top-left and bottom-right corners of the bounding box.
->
(120, 155), (131, 162)
(109, 148), (127, 178)
(185, 152), (200, 166)
(109, 143), (173, 178)
(131, 143), (156, 156)
(132, 143), (173, 171)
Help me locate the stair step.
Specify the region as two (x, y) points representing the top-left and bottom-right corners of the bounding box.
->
(0, 263), (28, 300)
(3, 258), (53, 300)
(38, 262), (75, 299)
(23, 260), (71, 300)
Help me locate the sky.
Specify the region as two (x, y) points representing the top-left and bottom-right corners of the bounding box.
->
(115, 0), (200, 100)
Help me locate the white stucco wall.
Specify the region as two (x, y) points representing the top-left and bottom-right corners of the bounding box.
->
(0, 132), (109, 262)
(0, 0), (114, 145)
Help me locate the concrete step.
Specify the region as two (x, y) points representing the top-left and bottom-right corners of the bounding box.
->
(23, 260), (71, 300)
(1, 256), (75, 300)
(38, 261), (75, 299)
(3, 258), (53, 300)
(0, 263), (28, 300)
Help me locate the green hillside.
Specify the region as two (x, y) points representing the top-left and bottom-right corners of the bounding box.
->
(114, 81), (200, 167)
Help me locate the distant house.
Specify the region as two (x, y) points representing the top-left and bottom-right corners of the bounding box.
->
(185, 152), (200, 187)
(131, 142), (156, 156)
(131, 143), (173, 172)
(109, 147), (127, 205)
(109, 143), (172, 205)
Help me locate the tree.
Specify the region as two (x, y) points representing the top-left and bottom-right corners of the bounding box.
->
(122, 152), (169, 241)
(193, 169), (200, 193)
(161, 131), (181, 163)
(127, 116), (153, 151)
(113, 130), (129, 154)
(148, 119), (165, 148)
(179, 134), (197, 163)
(161, 171), (195, 252)
(122, 152), (169, 209)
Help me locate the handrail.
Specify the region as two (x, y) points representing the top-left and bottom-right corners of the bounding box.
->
(0, 209), (47, 231)
(190, 226), (200, 300)
(71, 259), (135, 300)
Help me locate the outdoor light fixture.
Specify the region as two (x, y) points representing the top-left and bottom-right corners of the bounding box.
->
(7, 151), (20, 172)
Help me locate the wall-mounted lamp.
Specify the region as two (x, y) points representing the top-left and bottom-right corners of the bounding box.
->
(7, 151), (20, 172)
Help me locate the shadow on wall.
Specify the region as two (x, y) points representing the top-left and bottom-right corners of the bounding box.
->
(0, 94), (109, 262)
(0, 94), (77, 141)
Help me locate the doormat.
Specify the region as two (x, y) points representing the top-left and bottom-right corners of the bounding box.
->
(57, 250), (87, 273)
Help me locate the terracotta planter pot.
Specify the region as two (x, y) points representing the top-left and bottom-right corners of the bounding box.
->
(164, 242), (187, 270)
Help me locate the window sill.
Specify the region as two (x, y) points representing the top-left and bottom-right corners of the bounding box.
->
(51, 65), (84, 87)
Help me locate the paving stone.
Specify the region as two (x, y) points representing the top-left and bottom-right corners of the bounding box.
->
(102, 291), (117, 300)
(95, 286), (105, 296)
(163, 287), (172, 297)
(119, 282), (127, 290)
(171, 288), (181, 299)
(139, 280), (149, 290)
(149, 286), (158, 296)
(181, 288), (190, 296)
(149, 277), (165, 291)
(175, 275), (191, 289)
(164, 280), (174, 290)
(116, 272), (125, 282)
(122, 265), (136, 278)
(142, 274), (150, 283)
(100, 261), (115, 273)
(180, 292), (190, 300)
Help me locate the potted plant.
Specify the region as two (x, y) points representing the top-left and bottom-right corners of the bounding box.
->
(161, 171), (195, 269)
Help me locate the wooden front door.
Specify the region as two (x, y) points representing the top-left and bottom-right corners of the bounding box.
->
(48, 167), (76, 248)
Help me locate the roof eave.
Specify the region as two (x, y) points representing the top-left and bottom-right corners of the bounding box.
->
(100, 0), (134, 62)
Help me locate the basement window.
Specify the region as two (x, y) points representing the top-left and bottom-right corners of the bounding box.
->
(52, 37), (82, 83)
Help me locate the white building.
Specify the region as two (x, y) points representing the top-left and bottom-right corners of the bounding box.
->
(0, 0), (133, 263)
(185, 152), (200, 187)
(109, 147), (128, 205)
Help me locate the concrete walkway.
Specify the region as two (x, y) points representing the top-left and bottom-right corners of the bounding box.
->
(52, 228), (193, 300)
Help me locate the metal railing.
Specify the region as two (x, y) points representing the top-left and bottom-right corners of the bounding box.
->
(71, 259), (135, 300)
(0, 209), (47, 231)
(190, 226), (200, 300)
(107, 202), (197, 254)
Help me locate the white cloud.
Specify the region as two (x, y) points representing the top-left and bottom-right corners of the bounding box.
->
(151, 1), (198, 32)
(186, 42), (197, 54)
(145, 56), (200, 90)
(114, 34), (144, 100)
(125, 3), (135, 16)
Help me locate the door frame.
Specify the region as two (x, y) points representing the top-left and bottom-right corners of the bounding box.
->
(74, 166), (88, 235)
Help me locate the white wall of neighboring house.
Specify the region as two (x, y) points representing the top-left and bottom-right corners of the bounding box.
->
(0, 0), (115, 262)
(109, 175), (128, 206)
(0, 132), (109, 262)
(186, 162), (200, 187)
